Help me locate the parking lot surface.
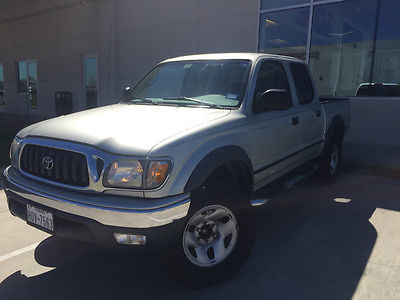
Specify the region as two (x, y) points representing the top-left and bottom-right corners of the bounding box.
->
(1, 171), (400, 299)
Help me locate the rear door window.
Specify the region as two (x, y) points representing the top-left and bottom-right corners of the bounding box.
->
(289, 63), (315, 105)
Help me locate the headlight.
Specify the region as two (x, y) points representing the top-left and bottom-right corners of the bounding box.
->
(9, 137), (22, 169)
(104, 160), (144, 188)
(103, 159), (171, 189)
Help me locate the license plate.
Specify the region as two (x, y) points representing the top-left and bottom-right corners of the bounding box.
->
(27, 204), (54, 232)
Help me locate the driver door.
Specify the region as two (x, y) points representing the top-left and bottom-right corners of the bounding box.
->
(250, 60), (302, 189)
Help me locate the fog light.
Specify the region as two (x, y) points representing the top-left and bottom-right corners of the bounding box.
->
(113, 233), (146, 245)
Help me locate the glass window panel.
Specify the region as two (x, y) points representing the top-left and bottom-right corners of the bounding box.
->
(84, 56), (98, 109)
(17, 61), (27, 93)
(27, 62), (38, 109)
(261, 0), (309, 10)
(0, 65), (4, 106)
(253, 60), (292, 113)
(130, 60), (251, 107)
(371, 0), (400, 97)
(289, 63), (315, 104)
(259, 8), (310, 60)
(309, 0), (378, 97)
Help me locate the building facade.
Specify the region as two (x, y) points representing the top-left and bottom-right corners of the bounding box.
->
(0, 0), (399, 146)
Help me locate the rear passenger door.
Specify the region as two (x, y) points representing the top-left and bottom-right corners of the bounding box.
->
(289, 62), (324, 160)
(250, 60), (302, 189)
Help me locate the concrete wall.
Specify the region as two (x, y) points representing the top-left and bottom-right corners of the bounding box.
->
(0, 0), (112, 116)
(115, 0), (258, 90)
(344, 97), (400, 147)
(0, 0), (258, 116)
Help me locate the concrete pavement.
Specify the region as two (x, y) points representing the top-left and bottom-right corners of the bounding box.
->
(1, 172), (400, 299)
(342, 142), (400, 180)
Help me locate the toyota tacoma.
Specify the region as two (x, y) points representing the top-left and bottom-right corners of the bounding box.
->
(4, 53), (350, 282)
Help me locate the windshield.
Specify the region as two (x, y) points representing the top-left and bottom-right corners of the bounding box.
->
(124, 60), (251, 108)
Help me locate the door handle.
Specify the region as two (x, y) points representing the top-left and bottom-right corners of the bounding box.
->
(316, 110), (321, 117)
(292, 116), (299, 126)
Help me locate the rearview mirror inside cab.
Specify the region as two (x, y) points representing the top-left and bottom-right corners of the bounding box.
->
(257, 89), (291, 112)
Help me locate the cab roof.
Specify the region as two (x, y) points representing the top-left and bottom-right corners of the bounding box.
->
(161, 52), (303, 64)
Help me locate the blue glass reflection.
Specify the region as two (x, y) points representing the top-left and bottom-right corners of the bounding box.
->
(372, 0), (400, 95)
(259, 8), (309, 60)
(261, 0), (309, 10)
(309, 0), (378, 97)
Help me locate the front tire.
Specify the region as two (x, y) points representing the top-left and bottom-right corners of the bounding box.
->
(166, 184), (255, 287)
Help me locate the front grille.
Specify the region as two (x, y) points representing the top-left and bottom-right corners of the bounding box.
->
(20, 144), (89, 187)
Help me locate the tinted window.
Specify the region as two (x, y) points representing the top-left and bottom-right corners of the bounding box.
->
(27, 62), (38, 109)
(17, 60), (39, 108)
(290, 63), (314, 104)
(258, 0), (400, 98)
(309, 0), (377, 97)
(371, 0), (400, 96)
(356, 83), (400, 97)
(17, 61), (27, 92)
(253, 60), (292, 113)
(84, 56), (98, 109)
(259, 8), (309, 60)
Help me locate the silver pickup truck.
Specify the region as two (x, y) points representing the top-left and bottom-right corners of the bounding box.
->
(4, 53), (350, 282)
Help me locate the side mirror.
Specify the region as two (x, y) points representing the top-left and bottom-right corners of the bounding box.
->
(258, 89), (291, 112)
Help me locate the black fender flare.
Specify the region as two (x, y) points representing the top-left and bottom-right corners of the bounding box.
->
(322, 115), (345, 155)
(183, 145), (253, 193)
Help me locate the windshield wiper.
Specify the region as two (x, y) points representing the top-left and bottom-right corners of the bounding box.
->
(163, 96), (223, 109)
(125, 96), (157, 105)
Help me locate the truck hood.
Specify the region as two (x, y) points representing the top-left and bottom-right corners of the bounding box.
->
(20, 104), (231, 155)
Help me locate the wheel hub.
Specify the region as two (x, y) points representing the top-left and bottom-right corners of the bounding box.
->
(195, 221), (217, 243)
(330, 146), (338, 174)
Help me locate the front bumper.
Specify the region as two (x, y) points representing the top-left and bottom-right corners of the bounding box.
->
(3, 166), (190, 245)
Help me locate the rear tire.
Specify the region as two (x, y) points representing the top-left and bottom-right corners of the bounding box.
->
(165, 182), (255, 287)
(318, 134), (342, 183)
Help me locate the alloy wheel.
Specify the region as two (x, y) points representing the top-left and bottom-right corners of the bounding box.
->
(329, 145), (339, 175)
(182, 205), (238, 267)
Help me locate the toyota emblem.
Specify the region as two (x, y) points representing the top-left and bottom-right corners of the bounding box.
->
(42, 156), (54, 170)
